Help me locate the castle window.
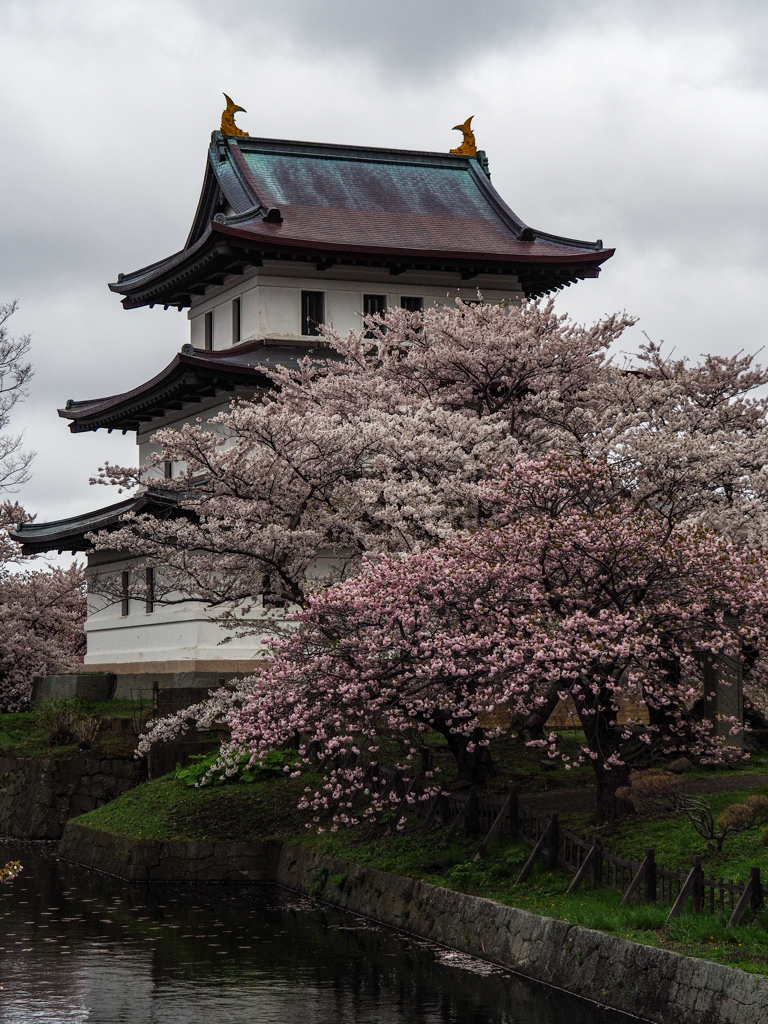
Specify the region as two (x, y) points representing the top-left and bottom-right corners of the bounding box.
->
(204, 310), (213, 351)
(232, 297), (241, 344)
(301, 291), (325, 336)
(401, 296), (423, 312)
(121, 571), (130, 617)
(163, 461), (173, 480)
(145, 567), (155, 614)
(364, 294), (387, 317)
(363, 294), (387, 337)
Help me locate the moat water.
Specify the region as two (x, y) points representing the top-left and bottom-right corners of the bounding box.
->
(0, 840), (640, 1024)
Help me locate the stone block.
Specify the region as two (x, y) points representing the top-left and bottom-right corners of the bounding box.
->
(54, 825), (768, 1024)
(32, 673), (116, 702)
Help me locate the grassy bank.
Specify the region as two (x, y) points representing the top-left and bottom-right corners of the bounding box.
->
(76, 761), (768, 976)
(0, 700), (145, 757)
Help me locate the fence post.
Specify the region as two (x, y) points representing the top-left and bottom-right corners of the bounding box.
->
(622, 849), (656, 906)
(508, 789), (518, 839)
(566, 844), (597, 895)
(420, 792), (441, 834)
(548, 813), (560, 869)
(445, 792), (467, 840)
(751, 867), (763, 913)
(516, 815), (557, 885)
(645, 849), (657, 903)
(465, 787), (480, 836)
(729, 867), (763, 927)
(438, 793), (451, 826)
(475, 790), (516, 860)
(692, 855), (704, 913)
(669, 857), (701, 920)
(592, 838), (603, 886)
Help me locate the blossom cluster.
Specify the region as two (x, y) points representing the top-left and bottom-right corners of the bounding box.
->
(0, 860), (22, 883)
(0, 561), (86, 711)
(140, 455), (768, 823)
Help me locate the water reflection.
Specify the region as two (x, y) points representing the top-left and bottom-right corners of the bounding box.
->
(0, 840), (637, 1023)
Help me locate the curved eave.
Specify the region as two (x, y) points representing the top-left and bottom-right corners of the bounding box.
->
(59, 348), (272, 434)
(110, 223), (615, 309)
(9, 491), (180, 555)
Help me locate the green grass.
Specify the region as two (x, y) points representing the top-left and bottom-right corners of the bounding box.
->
(685, 751), (768, 777)
(72, 762), (768, 976)
(570, 786), (768, 884)
(80, 772), (310, 841)
(309, 817), (768, 975)
(0, 701), (147, 757)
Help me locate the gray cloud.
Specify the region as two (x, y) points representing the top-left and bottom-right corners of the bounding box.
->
(1, 0), (767, 535)
(187, 0), (768, 83)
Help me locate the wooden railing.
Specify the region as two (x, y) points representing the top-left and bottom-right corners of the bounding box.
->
(312, 747), (765, 924)
(367, 765), (765, 924)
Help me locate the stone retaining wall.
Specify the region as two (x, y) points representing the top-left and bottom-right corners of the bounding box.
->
(58, 823), (275, 881)
(58, 821), (768, 1024)
(0, 754), (145, 840)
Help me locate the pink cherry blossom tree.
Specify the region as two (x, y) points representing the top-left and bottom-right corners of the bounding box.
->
(139, 455), (768, 822)
(94, 298), (768, 755)
(0, 559), (86, 712)
(0, 305), (85, 712)
(93, 300), (768, 613)
(92, 300), (626, 610)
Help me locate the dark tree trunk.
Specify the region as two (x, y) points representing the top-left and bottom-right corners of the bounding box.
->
(512, 687), (562, 741)
(430, 714), (497, 785)
(593, 761), (633, 821)
(577, 675), (634, 822)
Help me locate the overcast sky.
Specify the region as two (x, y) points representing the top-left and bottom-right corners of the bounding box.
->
(2, 0), (768, 539)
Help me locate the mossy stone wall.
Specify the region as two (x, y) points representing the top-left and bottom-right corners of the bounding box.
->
(0, 754), (145, 839)
(58, 822), (768, 1024)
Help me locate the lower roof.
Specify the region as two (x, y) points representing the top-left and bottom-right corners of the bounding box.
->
(58, 339), (314, 434)
(10, 490), (179, 555)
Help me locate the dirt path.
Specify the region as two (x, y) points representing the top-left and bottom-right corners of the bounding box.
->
(518, 774), (768, 816)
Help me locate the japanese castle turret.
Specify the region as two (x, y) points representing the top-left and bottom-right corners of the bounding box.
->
(13, 106), (614, 697)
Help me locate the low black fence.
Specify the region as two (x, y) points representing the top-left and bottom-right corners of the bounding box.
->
(358, 760), (765, 925)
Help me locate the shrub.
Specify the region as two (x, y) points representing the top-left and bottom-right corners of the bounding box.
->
(74, 714), (101, 749)
(621, 771), (768, 854)
(33, 697), (101, 749)
(717, 795), (768, 835)
(618, 770), (685, 813)
(173, 747), (300, 787)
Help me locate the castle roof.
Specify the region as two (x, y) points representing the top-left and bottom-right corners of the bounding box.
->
(58, 340), (312, 433)
(109, 133), (613, 308)
(9, 490), (180, 555)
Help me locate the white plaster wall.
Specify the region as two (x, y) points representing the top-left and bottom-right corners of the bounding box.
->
(84, 557), (274, 665)
(84, 606), (270, 666)
(82, 545), (347, 668)
(251, 285), (300, 338)
(137, 399), (238, 481)
(189, 314), (205, 349)
(188, 264), (524, 348)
